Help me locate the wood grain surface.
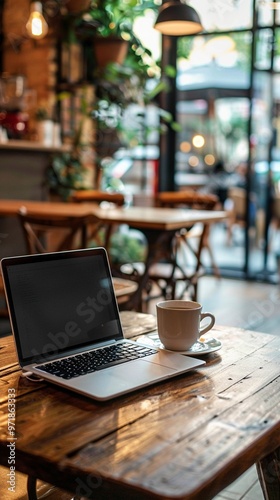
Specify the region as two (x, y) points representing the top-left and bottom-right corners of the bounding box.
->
(0, 322), (279, 499)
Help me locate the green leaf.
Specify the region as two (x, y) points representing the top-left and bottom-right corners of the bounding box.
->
(164, 65), (177, 78)
(159, 109), (173, 122)
(171, 121), (183, 132)
(145, 81), (168, 100)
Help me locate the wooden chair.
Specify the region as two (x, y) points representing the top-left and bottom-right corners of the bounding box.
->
(226, 187), (247, 245)
(18, 207), (138, 311)
(268, 193), (280, 253)
(156, 190), (220, 277)
(150, 190), (220, 301)
(72, 189), (125, 206)
(155, 190), (219, 210)
(1, 209), (95, 324)
(18, 206), (93, 254)
(120, 190), (219, 309)
(226, 187), (259, 246)
(72, 190), (125, 250)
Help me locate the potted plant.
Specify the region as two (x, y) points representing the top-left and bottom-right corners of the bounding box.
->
(92, 56), (180, 160)
(84, 0), (153, 66)
(46, 88), (96, 200)
(53, 0), (179, 195)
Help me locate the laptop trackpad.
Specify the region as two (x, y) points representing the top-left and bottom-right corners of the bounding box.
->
(69, 359), (176, 400)
(112, 358), (176, 380)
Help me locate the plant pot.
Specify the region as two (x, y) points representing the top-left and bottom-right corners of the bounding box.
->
(66, 0), (91, 14)
(95, 127), (122, 158)
(93, 36), (128, 68)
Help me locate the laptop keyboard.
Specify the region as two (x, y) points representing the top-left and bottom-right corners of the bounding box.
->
(38, 342), (158, 379)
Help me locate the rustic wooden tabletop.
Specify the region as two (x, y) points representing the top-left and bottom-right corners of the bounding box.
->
(0, 317), (280, 500)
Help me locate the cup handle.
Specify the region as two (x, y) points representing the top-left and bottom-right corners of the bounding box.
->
(199, 313), (215, 336)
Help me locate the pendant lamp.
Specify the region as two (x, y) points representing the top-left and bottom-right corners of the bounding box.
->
(154, 0), (203, 36)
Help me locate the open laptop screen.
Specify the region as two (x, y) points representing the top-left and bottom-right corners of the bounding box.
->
(1, 248), (123, 365)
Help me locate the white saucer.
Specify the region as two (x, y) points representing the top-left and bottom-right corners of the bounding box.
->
(169, 337), (222, 356)
(136, 332), (222, 356)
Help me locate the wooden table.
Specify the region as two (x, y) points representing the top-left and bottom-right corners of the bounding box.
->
(0, 199), (226, 228)
(0, 199), (227, 310)
(94, 205), (226, 309)
(0, 316), (279, 499)
(112, 277), (138, 304)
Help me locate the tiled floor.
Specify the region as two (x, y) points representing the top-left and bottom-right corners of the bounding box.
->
(214, 466), (264, 500)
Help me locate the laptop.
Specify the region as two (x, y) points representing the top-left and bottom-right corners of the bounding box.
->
(1, 247), (205, 401)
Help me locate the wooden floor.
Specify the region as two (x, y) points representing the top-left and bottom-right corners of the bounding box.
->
(1, 275), (278, 499)
(194, 275), (280, 336)
(147, 274), (280, 336)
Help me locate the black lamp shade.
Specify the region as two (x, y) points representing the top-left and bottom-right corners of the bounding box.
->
(154, 0), (203, 36)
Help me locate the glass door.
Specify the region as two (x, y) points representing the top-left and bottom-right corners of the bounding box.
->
(173, 1), (280, 282)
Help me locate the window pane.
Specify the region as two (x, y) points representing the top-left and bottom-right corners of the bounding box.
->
(190, 0), (253, 32)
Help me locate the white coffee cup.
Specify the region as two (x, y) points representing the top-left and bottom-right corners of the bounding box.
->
(156, 300), (215, 351)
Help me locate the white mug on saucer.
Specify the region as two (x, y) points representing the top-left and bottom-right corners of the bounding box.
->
(156, 300), (215, 351)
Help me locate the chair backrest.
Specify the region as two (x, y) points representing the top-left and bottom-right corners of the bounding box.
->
(17, 207), (138, 311)
(228, 187), (246, 219)
(18, 207), (95, 254)
(156, 190), (219, 210)
(72, 190), (125, 252)
(72, 190), (125, 207)
(272, 194), (280, 219)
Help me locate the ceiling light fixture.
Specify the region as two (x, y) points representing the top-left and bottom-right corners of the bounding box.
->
(26, 1), (48, 40)
(154, 0), (203, 36)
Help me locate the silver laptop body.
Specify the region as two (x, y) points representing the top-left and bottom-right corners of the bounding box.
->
(1, 247), (204, 401)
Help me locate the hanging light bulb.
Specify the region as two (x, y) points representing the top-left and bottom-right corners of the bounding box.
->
(26, 2), (48, 40)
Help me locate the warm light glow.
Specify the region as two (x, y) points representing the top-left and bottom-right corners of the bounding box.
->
(204, 154), (216, 166)
(16, 122), (26, 131)
(259, 0), (280, 8)
(180, 141), (191, 153)
(26, 2), (48, 40)
(192, 134), (205, 148)
(204, 36), (236, 59)
(189, 155), (199, 167)
(155, 20), (203, 36)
